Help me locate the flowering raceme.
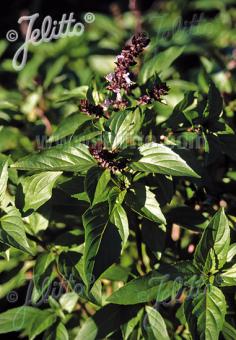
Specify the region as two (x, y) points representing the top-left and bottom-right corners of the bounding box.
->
(105, 32), (150, 94)
(80, 32), (169, 117)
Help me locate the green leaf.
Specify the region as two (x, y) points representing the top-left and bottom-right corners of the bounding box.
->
(194, 208), (230, 274)
(75, 304), (141, 340)
(227, 243), (236, 262)
(151, 174), (173, 206)
(141, 220), (166, 259)
(222, 321), (236, 340)
(57, 86), (88, 102)
(108, 261), (202, 306)
(59, 292), (79, 313)
(32, 252), (56, 302)
(0, 160), (8, 205)
(48, 113), (91, 143)
(89, 55), (116, 75)
(104, 108), (141, 150)
(219, 134), (236, 161)
(218, 264), (236, 286)
(0, 306), (56, 338)
(101, 264), (130, 282)
(126, 184), (166, 224)
(11, 141), (96, 172)
(204, 82), (223, 120)
(20, 171), (62, 212)
(24, 208), (50, 234)
(110, 204), (129, 251)
(27, 309), (57, 340)
(166, 91), (195, 127)
(108, 187), (126, 212)
(83, 203), (122, 290)
(185, 285), (226, 340)
(55, 322), (69, 340)
(107, 270), (182, 305)
(43, 55), (67, 89)
(57, 251), (83, 286)
(166, 206), (207, 231)
(159, 261), (204, 288)
(0, 206), (32, 254)
(85, 167), (111, 206)
(139, 46), (184, 84)
(130, 143), (199, 177)
(122, 309), (143, 340)
(144, 306), (170, 340)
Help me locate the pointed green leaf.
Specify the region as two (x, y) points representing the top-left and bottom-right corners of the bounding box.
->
(141, 220), (166, 260)
(139, 46), (184, 84)
(83, 203), (122, 290)
(75, 304), (141, 340)
(110, 204), (129, 251)
(226, 243), (236, 262)
(55, 322), (69, 340)
(0, 160), (8, 205)
(122, 309), (143, 340)
(85, 167), (111, 206)
(126, 184), (166, 224)
(0, 206), (32, 254)
(104, 108), (141, 150)
(11, 141), (96, 172)
(32, 252), (56, 302)
(218, 264), (236, 287)
(48, 113), (91, 143)
(144, 306), (170, 340)
(108, 261), (202, 305)
(194, 208), (230, 273)
(222, 321), (236, 340)
(59, 292), (79, 313)
(20, 171), (62, 212)
(204, 82), (223, 120)
(0, 306), (56, 337)
(131, 143), (200, 177)
(185, 285), (226, 340)
(107, 270), (182, 305)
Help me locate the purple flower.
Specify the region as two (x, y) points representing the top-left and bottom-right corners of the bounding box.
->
(139, 82), (169, 105)
(89, 143), (127, 173)
(80, 99), (104, 117)
(106, 32), (150, 95)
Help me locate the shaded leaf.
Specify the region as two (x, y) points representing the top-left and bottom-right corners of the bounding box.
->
(126, 184), (166, 224)
(75, 304), (141, 340)
(204, 82), (223, 121)
(32, 252), (56, 303)
(85, 167), (111, 206)
(83, 203), (122, 290)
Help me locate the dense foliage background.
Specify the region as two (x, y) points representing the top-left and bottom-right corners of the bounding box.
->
(0, 0), (236, 339)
